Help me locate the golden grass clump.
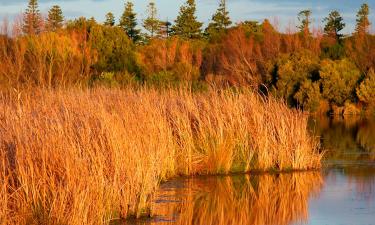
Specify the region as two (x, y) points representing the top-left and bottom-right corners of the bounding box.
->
(0, 88), (322, 224)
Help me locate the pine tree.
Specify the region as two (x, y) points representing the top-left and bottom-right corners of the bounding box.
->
(104, 12), (115, 26)
(323, 10), (345, 40)
(23, 0), (43, 35)
(205, 0), (232, 38)
(355, 3), (371, 35)
(143, 1), (161, 37)
(47, 5), (64, 31)
(119, 1), (141, 42)
(297, 10), (312, 35)
(172, 0), (203, 39)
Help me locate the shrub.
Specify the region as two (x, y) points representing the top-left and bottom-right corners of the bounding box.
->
(294, 80), (322, 112)
(136, 37), (204, 82)
(89, 25), (138, 74)
(272, 49), (320, 106)
(0, 32), (94, 88)
(357, 68), (375, 106)
(320, 58), (361, 106)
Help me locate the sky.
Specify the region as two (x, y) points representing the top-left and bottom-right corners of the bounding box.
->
(0, 0), (374, 34)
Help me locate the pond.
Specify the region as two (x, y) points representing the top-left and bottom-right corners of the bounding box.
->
(123, 116), (375, 225)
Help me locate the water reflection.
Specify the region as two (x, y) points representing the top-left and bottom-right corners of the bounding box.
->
(122, 173), (323, 225)
(309, 116), (375, 164)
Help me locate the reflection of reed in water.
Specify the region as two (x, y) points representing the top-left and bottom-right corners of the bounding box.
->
(148, 172), (323, 225)
(309, 116), (375, 161)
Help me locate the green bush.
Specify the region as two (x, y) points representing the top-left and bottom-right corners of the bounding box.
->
(294, 80), (322, 112)
(357, 68), (375, 106)
(272, 50), (320, 106)
(320, 59), (361, 106)
(89, 25), (139, 74)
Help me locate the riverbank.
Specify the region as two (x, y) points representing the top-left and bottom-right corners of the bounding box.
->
(0, 87), (322, 225)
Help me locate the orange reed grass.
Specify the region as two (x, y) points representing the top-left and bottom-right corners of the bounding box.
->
(0, 87), (322, 224)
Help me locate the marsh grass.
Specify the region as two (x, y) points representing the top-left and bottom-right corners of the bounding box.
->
(0, 87), (322, 224)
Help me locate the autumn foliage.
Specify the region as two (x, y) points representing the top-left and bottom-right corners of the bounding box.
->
(1, 3), (375, 112)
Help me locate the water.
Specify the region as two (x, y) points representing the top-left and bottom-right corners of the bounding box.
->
(124, 116), (375, 225)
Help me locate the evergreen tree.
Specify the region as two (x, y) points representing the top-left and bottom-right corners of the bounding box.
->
(119, 1), (141, 42)
(23, 0), (43, 35)
(143, 1), (162, 37)
(355, 3), (371, 35)
(47, 5), (64, 31)
(172, 0), (203, 39)
(323, 10), (345, 40)
(205, 0), (232, 38)
(104, 12), (115, 26)
(297, 10), (312, 35)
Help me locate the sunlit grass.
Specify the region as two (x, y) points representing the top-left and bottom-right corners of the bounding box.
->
(0, 87), (322, 224)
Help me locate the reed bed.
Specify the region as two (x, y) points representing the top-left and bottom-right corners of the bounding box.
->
(0, 88), (322, 224)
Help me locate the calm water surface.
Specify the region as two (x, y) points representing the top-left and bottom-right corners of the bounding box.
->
(124, 116), (375, 225)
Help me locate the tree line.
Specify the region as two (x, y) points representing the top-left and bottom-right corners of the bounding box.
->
(0, 0), (375, 115)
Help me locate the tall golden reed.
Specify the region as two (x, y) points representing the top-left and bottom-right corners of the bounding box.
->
(0, 88), (322, 224)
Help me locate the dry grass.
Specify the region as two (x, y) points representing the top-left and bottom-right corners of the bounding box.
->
(0, 87), (322, 224)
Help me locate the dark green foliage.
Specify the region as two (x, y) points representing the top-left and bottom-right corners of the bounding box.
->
(205, 0), (232, 40)
(320, 59), (361, 106)
(240, 21), (263, 37)
(323, 10), (345, 40)
(23, 0), (42, 35)
(294, 80), (322, 112)
(66, 17), (98, 35)
(321, 42), (346, 60)
(272, 50), (320, 106)
(104, 12), (115, 26)
(120, 1), (141, 42)
(297, 10), (312, 34)
(89, 25), (138, 74)
(356, 3), (371, 35)
(172, 0), (203, 39)
(143, 2), (162, 38)
(47, 5), (64, 31)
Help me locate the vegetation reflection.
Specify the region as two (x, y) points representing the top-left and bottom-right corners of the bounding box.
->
(141, 172), (323, 225)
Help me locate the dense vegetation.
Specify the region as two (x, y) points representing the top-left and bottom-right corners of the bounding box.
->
(1, 0), (375, 114)
(0, 1), (340, 224)
(0, 88), (321, 224)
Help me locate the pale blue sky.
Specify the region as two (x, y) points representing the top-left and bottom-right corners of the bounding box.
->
(0, 0), (374, 34)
